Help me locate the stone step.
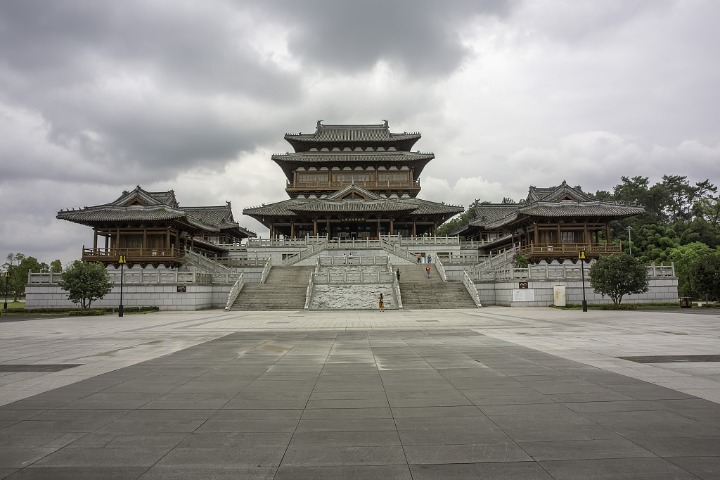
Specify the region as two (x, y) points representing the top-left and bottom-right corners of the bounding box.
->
(397, 265), (476, 309)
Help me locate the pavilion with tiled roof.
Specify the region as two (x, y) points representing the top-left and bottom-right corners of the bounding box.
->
(245, 121), (462, 239)
(57, 186), (255, 267)
(457, 181), (644, 262)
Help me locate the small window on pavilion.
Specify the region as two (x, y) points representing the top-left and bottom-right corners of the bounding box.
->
(561, 231), (575, 243)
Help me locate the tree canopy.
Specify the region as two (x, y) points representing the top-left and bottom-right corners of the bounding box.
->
(589, 254), (649, 305)
(58, 261), (113, 309)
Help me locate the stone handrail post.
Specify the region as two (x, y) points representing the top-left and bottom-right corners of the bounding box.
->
(224, 272), (244, 310)
(435, 257), (448, 282)
(463, 270), (482, 307)
(260, 256), (273, 284)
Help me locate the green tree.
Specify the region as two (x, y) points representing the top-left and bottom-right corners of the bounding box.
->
(58, 261), (113, 309)
(691, 252), (720, 301)
(669, 242), (714, 297)
(50, 260), (63, 273)
(589, 254), (649, 305)
(4, 255), (46, 300)
(437, 203), (477, 237)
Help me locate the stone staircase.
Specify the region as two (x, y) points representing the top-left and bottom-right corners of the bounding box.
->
(398, 264), (477, 309)
(230, 266), (313, 311)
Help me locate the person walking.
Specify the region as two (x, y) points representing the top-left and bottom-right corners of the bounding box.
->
(427, 254), (432, 264)
(425, 265), (431, 279)
(378, 293), (385, 312)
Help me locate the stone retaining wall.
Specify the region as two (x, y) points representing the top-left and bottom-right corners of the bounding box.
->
(476, 277), (679, 307)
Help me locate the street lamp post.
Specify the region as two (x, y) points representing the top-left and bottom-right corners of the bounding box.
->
(3, 271), (9, 314)
(579, 249), (587, 312)
(626, 226), (633, 255)
(118, 255), (126, 317)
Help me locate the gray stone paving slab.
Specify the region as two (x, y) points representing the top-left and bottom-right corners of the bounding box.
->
(0, 308), (719, 478)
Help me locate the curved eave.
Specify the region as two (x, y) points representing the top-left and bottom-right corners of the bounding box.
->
(285, 135), (421, 153)
(57, 207), (220, 233)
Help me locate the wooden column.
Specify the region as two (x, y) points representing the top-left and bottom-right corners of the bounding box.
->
(143, 228), (147, 251)
(377, 218), (381, 237)
(326, 217), (330, 237)
(556, 224), (561, 244)
(290, 222), (295, 239)
(606, 223), (611, 242)
(533, 223), (538, 245)
(389, 218), (394, 235)
(412, 220), (417, 237)
(313, 219), (318, 236)
(166, 228), (171, 250)
(93, 228), (98, 251)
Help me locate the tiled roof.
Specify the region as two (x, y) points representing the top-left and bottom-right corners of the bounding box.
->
(58, 187), (255, 237)
(243, 196), (463, 218)
(478, 201), (643, 230)
(469, 205), (520, 227)
(285, 122), (420, 143)
(527, 181), (590, 203)
(184, 204), (256, 238)
(57, 206), (185, 223)
(109, 186), (179, 208)
(327, 184), (383, 200)
(271, 152), (434, 163)
(518, 201), (644, 217)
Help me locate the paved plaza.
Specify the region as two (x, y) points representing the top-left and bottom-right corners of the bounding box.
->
(0, 308), (719, 479)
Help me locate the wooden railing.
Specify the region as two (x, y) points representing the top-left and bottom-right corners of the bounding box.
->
(82, 247), (183, 263)
(287, 180), (421, 190)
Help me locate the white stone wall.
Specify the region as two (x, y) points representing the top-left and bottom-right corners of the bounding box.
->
(26, 283), (232, 311)
(475, 277), (679, 307)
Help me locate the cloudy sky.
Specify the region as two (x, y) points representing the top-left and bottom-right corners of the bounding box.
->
(1, 0), (719, 265)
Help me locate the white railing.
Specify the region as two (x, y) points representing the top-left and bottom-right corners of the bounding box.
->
(184, 249), (233, 274)
(380, 239), (417, 263)
(304, 271), (314, 310)
(312, 271), (396, 284)
(283, 241), (329, 266)
(438, 253), (482, 264)
(225, 273), (244, 310)
(393, 270), (403, 310)
(463, 270), (482, 307)
(260, 256), (272, 283)
(434, 257), (448, 282)
(474, 263), (677, 282)
(380, 235), (461, 246)
(648, 264), (676, 277)
(247, 235), (328, 248)
(470, 245), (519, 277)
(318, 255), (389, 266)
(210, 273), (241, 284)
(217, 256), (269, 267)
(28, 272), (63, 284)
(29, 270), (219, 285)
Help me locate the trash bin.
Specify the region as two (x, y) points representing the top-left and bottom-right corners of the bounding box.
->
(679, 297), (692, 308)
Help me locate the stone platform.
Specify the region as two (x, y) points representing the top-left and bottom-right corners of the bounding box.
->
(0, 308), (719, 479)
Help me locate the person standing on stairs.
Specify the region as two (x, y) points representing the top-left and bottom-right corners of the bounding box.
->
(396, 269), (400, 282)
(378, 293), (385, 312)
(425, 265), (431, 279)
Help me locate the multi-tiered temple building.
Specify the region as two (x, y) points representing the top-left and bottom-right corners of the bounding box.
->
(244, 121), (462, 239)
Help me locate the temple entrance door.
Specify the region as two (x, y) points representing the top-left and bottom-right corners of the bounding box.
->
(332, 223), (372, 240)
